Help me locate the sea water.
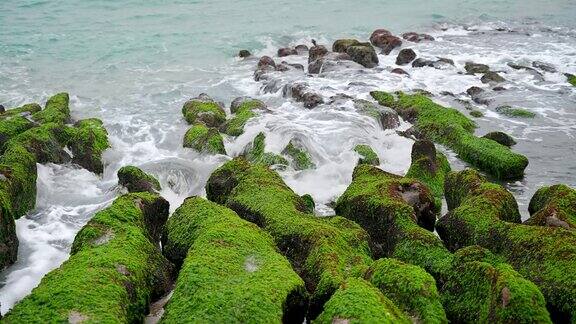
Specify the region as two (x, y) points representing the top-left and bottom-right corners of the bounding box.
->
(1, 0), (575, 314)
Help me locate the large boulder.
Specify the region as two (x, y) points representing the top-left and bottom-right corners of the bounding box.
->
(346, 45), (379, 68)
(68, 118), (110, 174)
(181, 94), (226, 128)
(117, 165), (161, 193)
(32, 92), (71, 125)
(526, 184), (576, 229)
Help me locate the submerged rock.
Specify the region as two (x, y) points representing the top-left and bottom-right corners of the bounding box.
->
(495, 105), (536, 118)
(402, 32), (435, 42)
(238, 50), (251, 58)
(532, 61), (556, 73)
(117, 165), (161, 193)
(391, 68), (409, 76)
(244, 132), (288, 168)
(464, 62), (490, 74)
(396, 48), (416, 65)
(282, 82), (324, 108)
(353, 99), (399, 130)
(277, 47), (297, 57)
(222, 98), (265, 136)
(481, 71), (505, 83)
(282, 139), (315, 170)
(482, 131), (516, 147)
(526, 184), (576, 229)
(161, 197), (308, 323)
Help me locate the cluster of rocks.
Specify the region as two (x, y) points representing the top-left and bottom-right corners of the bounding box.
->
(0, 93), (109, 271)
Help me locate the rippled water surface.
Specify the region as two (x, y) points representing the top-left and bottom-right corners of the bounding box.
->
(1, 0), (575, 314)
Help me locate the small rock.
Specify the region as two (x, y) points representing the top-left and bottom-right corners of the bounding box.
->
(466, 86), (484, 97)
(402, 32), (435, 42)
(396, 49), (417, 65)
(346, 45), (379, 68)
(465, 62), (490, 74)
(0, 104), (4, 113)
(370, 29), (401, 54)
(481, 71), (505, 84)
(482, 131), (517, 147)
(295, 44), (309, 54)
(412, 58), (435, 68)
(492, 86), (507, 91)
(238, 50), (251, 58)
(278, 47), (297, 57)
(309, 41), (329, 63)
(391, 68), (409, 76)
(532, 61), (556, 73)
(258, 56), (276, 69)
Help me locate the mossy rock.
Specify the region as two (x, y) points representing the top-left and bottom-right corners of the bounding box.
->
(206, 158), (373, 319)
(332, 39), (368, 53)
(183, 124), (226, 155)
(438, 169), (576, 321)
(300, 194), (315, 214)
(69, 118), (110, 174)
(0, 145), (37, 221)
(495, 105), (536, 118)
(245, 132), (288, 168)
(181, 95), (226, 128)
(4, 193), (173, 323)
(354, 144), (380, 166)
(470, 110), (483, 118)
(313, 278), (410, 324)
(117, 166), (161, 193)
(0, 103), (42, 120)
(365, 258), (447, 323)
(6, 122), (71, 164)
(32, 92), (71, 124)
(406, 140), (451, 212)
(565, 73), (576, 87)
(282, 139), (315, 170)
(0, 115), (35, 152)
(161, 197), (308, 323)
(526, 184), (576, 229)
(353, 99), (400, 130)
(371, 91), (528, 180)
(482, 131), (516, 147)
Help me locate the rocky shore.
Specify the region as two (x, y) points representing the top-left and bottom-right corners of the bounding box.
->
(1, 28), (575, 323)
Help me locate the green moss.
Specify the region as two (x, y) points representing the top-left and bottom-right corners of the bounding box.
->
(470, 110), (484, 118)
(181, 97), (226, 127)
(567, 74), (576, 87)
(282, 140), (315, 170)
(369, 91), (395, 107)
(222, 99), (264, 136)
(183, 124), (226, 155)
(161, 197), (308, 323)
(206, 158), (373, 319)
(371, 91), (528, 180)
(5, 122), (70, 164)
(332, 39), (366, 53)
(526, 184), (575, 229)
(495, 106), (536, 118)
(0, 145), (37, 220)
(0, 103), (42, 120)
(245, 133), (288, 168)
(314, 278), (410, 324)
(68, 118), (110, 174)
(117, 166), (161, 193)
(0, 116), (35, 152)
(301, 194), (315, 214)
(4, 193), (172, 323)
(354, 145), (380, 166)
(366, 258), (447, 323)
(32, 93), (70, 124)
(438, 169), (576, 321)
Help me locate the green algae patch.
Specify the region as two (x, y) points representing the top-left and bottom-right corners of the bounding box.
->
(183, 124), (226, 155)
(32, 92), (71, 124)
(406, 140), (451, 212)
(526, 184), (576, 229)
(6, 122), (70, 164)
(314, 278), (410, 324)
(371, 91), (528, 180)
(0, 116), (35, 152)
(470, 110), (484, 118)
(301, 194), (315, 214)
(181, 96), (226, 128)
(0, 103), (41, 120)
(117, 166), (161, 193)
(4, 193), (172, 323)
(161, 197), (308, 323)
(282, 139), (315, 170)
(69, 118), (110, 174)
(438, 169), (576, 321)
(567, 73), (576, 87)
(495, 105), (536, 118)
(245, 132), (288, 168)
(366, 258), (447, 323)
(206, 158), (373, 319)
(221, 99), (264, 136)
(354, 144), (380, 166)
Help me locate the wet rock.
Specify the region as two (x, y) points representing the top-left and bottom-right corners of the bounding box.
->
(282, 139), (315, 170)
(464, 62), (490, 74)
(244, 133), (288, 168)
(412, 58), (435, 68)
(370, 29), (402, 55)
(492, 86), (506, 91)
(181, 94), (226, 128)
(0, 104), (4, 113)
(0, 103), (41, 121)
(275, 63), (290, 72)
(354, 144), (380, 166)
(526, 184), (576, 229)
(353, 99), (400, 129)
(309, 41), (329, 63)
(391, 68), (409, 76)
(183, 124), (226, 155)
(402, 32), (435, 42)
(396, 49), (416, 65)
(332, 39), (363, 53)
(532, 61), (557, 73)
(282, 82), (324, 109)
(69, 118), (110, 174)
(238, 50), (251, 58)
(396, 126), (423, 140)
(230, 97), (265, 114)
(258, 56), (276, 69)
(481, 71), (505, 83)
(469, 110), (483, 118)
(346, 45), (379, 68)
(278, 47), (297, 57)
(434, 57), (455, 68)
(117, 165), (161, 193)
(284, 62), (305, 70)
(295, 44), (309, 54)
(466, 86), (484, 97)
(161, 197), (308, 323)
(223, 98), (265, 136)
(566, 73), (576, 87)
(482, 131), (516, 147)
(495, 105), (536, 118)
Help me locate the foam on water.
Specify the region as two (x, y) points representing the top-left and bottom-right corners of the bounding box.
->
(1, 0), (576, 315)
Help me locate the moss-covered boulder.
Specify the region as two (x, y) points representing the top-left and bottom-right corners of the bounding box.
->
(566, 73), (576, 87)
(346, 44), (379, 68)
(365, 258), (447, 323)
(183, 124), (226, 155)
(161, 197), (308, 323)
(353, 99), (400, 130)
(482, 131), (516, 147)
(495, 105), (536, 118)
(526, 184), (576, 229)
(371, 91), (528, 180)
(6, 122), (71, 164)
(354, 144), (380, 166)
(117, 166), (161, 193)
(4, 193), (173, 323)
(0, 103), (41, 120)
(221, 98), (264, 136)
(0, 115), (35, 152)
(69, 118), (109, 174)
(206, 158), (373, 318)
(332, 39), (368, 53)
(244, 132), (288, 168)
(336, 165), (551, 323)
(314, 278), (410, 324)
(406, 140), (451, 211)
(181, 94), (226, 128)
(282, 139), (315, 170)
(32, 92), (71, 124)
(438, 169), (576, 321)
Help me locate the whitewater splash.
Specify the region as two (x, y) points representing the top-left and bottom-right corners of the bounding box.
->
(1, 20), (576, 314)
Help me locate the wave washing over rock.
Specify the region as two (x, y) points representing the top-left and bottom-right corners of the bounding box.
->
(1, 4), (576, 323)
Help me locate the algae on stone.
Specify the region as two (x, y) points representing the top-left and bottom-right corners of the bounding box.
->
(0, 103), (41, 120)
(282, 139), (315, 170)
(495, 105), (536, 118)
(221, 98), (264, 137)
(69, 118), (110, 174)
(354, 144), (380, 166)
(526, 184), (576, 229)
(0, 115), (35, 152)
(32, 92), (71, 124)
(244, 132), (288, 168)
(181, 95), (226, 128)
(117, 166), (161, 193)
(183, 124), (226, 155)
